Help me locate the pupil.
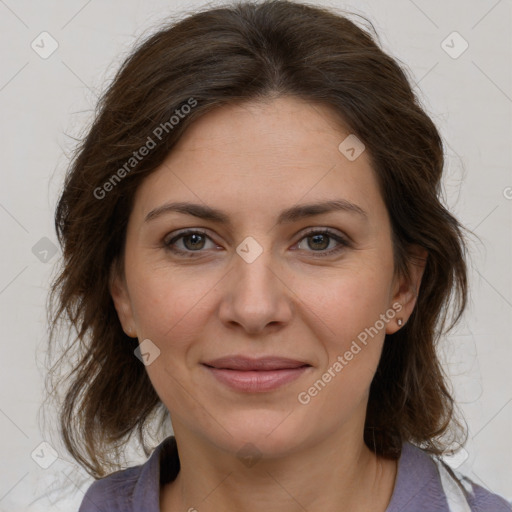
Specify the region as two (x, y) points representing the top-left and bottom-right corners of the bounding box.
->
(310, 234), (328, 250)
(186, 234), (204, 250)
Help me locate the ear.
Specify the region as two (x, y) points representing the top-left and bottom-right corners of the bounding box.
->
(386, 244), (428, 335)
(109, 260), (137, 338)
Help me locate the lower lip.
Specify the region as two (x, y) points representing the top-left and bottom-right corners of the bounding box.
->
(204, 365), (310, 392)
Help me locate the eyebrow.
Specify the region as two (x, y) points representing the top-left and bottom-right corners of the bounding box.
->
(144, 199), (367, 225)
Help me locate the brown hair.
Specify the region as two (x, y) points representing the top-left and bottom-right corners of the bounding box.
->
(46, 0), (468, 479)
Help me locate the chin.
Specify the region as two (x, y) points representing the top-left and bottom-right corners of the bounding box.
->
(207, 411), (311, 459)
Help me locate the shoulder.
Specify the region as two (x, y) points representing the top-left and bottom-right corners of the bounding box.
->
(78, 436), (178, 512)
(78, 465), (143, 512)
(443, 465), (512, 512)
(386, 442), (512, 512)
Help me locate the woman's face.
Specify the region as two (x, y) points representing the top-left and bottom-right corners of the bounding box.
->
(111, 96), (423, 458)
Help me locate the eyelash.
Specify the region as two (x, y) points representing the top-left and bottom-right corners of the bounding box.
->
(163, 228), (349, 258)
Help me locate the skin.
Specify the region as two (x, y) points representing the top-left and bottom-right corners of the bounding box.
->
(110, 96), (427, 512)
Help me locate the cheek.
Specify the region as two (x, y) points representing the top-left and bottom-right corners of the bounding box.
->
(127, 266), (220, 410)
(294, 281), (390, 421)
(292, 261), (393, 397)
(296, 263), (393, 341)
(125, 254), (222, 352)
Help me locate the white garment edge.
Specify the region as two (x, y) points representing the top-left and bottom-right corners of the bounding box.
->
(432, 457), (472, 512)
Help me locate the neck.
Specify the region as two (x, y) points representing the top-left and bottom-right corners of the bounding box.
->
(160, 426), (398, 512)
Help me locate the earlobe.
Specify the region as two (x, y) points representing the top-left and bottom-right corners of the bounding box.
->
(387, 245), (428, 334)
(109, 261), (137, 338)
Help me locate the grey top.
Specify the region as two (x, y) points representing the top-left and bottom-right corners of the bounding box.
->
(78, 436), (511, 511)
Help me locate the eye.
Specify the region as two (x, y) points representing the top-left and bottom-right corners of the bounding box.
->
(294, 228), (349, 257)
(164, 229), (219, 257)
(163, 228), (349, 258)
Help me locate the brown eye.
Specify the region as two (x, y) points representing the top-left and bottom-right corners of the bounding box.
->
(295, 229), (348, 257)
(181, 233), (207, 250)
(164, 229), (217, 256)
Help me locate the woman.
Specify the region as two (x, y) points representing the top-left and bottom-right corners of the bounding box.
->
(47, 1), (511, 510)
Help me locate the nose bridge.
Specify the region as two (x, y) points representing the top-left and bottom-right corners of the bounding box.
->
(233, 235), (279, 299)
(219, 234), (292, 332)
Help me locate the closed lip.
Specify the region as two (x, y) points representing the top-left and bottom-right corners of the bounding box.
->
(202, 356), (311, 371)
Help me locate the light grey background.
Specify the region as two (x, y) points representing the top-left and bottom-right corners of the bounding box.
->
(0, 0), (511, 510)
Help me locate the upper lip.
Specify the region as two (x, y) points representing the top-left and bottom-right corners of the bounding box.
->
(203, 356), (311, 371)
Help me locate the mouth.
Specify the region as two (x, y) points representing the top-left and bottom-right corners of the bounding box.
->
(202, 356), (312, 392)
(203, 356), (311, 371)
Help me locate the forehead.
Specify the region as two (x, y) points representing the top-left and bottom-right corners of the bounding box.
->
(131, 96), (386, 227)
(168, 96), (353, 162)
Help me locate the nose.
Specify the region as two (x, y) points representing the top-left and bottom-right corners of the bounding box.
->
(218, 241), (293, 335)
